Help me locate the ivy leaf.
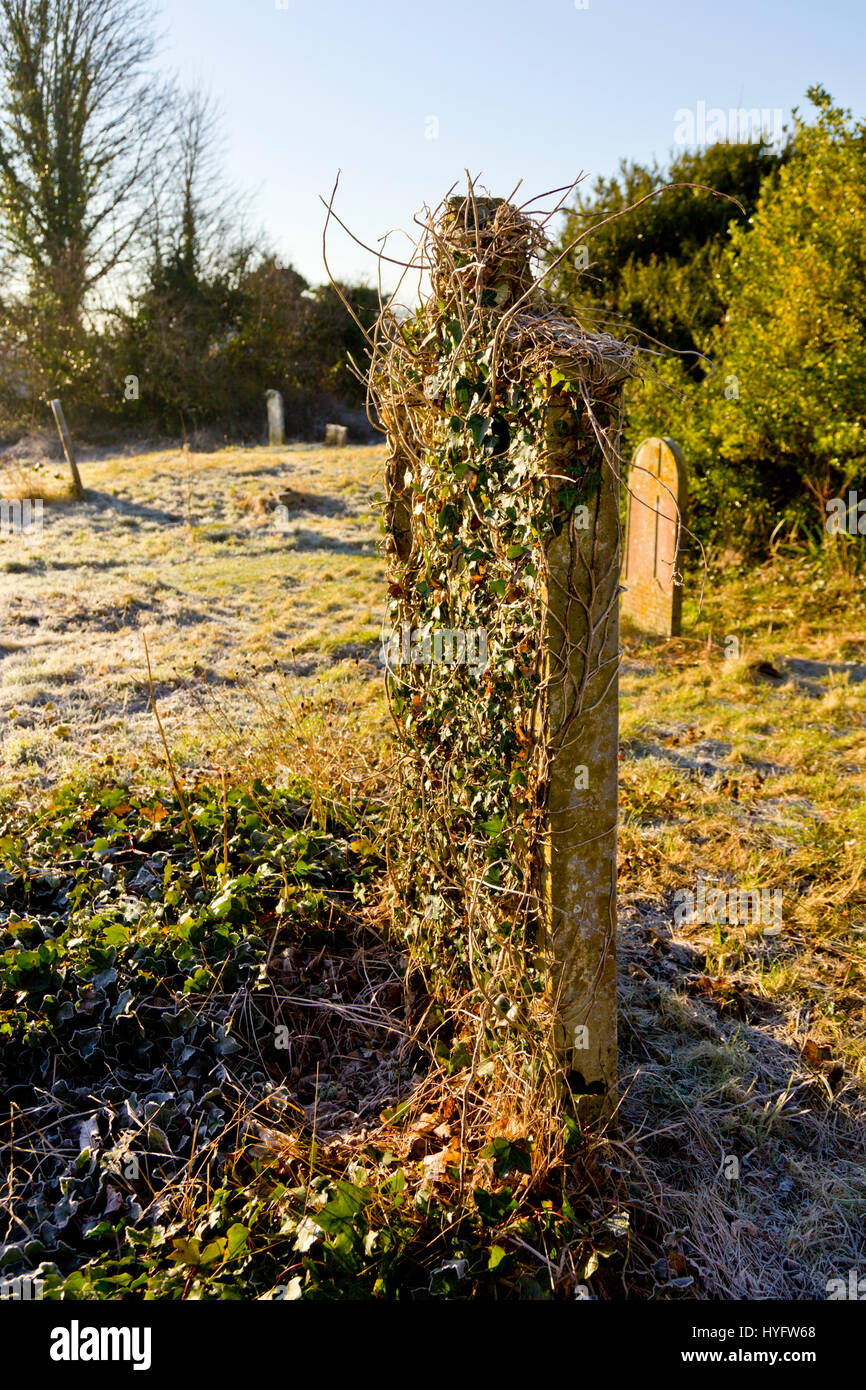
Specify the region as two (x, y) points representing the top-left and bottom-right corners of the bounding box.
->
(170, 1237), (202, 1266)
(480, 1136), (532, 1177)
(453, 377), (474, 413)
(473, 1187), (518, 1224)
(199, 1239), (226, 1265)
(468, 414), (492, 448)
(225, 1223), (249, 1258)
(479, 816), (504, 836)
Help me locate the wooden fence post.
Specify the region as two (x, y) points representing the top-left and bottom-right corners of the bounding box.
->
(49, 400), (84, 500)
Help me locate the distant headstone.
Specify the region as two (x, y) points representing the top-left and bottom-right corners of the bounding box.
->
(324, 424), (348, 447)
(266, 389), (285, 447)
(622, 436), (686, 637)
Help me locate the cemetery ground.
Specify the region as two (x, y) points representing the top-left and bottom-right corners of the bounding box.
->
(1, 442), (865, 1299)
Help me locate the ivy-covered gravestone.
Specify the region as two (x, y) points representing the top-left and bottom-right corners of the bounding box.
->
(373, 194), (633, 1121)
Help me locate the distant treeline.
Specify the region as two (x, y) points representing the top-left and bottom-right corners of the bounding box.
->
(0, 0), (379, 443)
(553, 86), (866, 553)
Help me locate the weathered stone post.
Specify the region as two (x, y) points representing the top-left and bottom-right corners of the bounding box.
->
(621, 437), (687, 637)
(266, 389), (285, 447)
(542, 404), (622, 1117)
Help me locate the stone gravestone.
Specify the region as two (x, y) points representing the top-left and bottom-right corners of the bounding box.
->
(324, 424), (348, 447)
(265, 389), (285, 447)
(621, 436), (686, 637)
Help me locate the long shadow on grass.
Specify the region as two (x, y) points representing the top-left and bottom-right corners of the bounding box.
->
(617, 895), (866, 1299)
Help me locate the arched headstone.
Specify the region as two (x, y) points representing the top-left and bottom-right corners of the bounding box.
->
(622, 436), (686, 637)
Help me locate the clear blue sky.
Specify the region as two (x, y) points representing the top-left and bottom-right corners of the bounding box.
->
(158, 0), (865, 291)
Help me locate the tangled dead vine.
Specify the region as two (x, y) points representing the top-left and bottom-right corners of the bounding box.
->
(319, 173), (719, 1143)
(345, 184), (637, 1112)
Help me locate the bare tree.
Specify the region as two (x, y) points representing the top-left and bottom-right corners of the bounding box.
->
(148, 85), (250, 285)
(0, 0), (169, 334)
